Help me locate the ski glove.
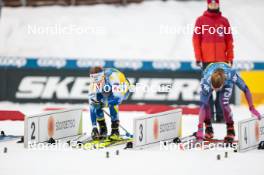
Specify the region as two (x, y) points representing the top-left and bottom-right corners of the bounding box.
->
(249, 106), (261, 120)
(90, 98), (105, 109)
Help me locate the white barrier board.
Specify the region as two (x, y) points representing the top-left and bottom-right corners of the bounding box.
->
(238, 116), (264, 152)
(24, 108), (83, 148)
(133, 109), (182, 148)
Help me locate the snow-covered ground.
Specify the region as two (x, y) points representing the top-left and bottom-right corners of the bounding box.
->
(0, 0), (264, 174)
(0, 0), (264, 60)
(0, 103), (264, 175)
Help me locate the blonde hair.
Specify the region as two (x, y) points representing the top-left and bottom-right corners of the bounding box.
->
(211, 69), (226, 89)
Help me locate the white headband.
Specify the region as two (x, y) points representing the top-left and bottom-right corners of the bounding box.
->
(90, 71), (104, 83)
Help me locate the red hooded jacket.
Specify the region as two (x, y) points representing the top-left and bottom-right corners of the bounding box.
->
(193, 11), (234, 63)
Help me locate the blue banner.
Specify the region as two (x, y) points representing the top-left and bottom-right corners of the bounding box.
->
(0, 57), (263, 72)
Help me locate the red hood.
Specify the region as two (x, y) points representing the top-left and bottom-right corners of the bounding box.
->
(203, 11), (222, 18)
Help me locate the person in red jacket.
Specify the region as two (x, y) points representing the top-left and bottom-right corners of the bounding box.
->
(193, 0), (234, 123)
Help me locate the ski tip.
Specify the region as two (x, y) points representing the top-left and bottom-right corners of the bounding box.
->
(47, 137), (56, 144)
(125, 142), (133, 149)
(66, 140), (71, 145)
(173, 137), (181, 144)
(1, 131), (6, 137)
(16, 136), (24, 144)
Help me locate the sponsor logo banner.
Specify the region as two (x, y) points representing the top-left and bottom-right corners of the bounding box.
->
(240, 71), (264, 106)
(0, 69), (236, 105)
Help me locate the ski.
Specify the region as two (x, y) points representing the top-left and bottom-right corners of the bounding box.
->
(82, 137), (133, 150)
(166, 133), (197, 145)
(166, 133), (238, 150)
(66, 133), (92, 146)
(202, 139), (238, 149)
(162, 133), (201, 150)
(0, 133), (22, 142)
(71, 136), (133, 150)
(204, 138), (238, 144)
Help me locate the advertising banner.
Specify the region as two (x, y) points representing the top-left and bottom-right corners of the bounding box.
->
(240, 71), (264, 106)
(0, 68), (237, 105)
(0, 57), (241, 105)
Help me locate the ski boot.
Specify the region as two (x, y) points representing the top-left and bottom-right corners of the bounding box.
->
(91, 127), (100, 140)
(204, 121), (214, 140)
(224, 123), (235, 143)
(98, 119), (108, 139)
(195, 124), (204, 141)
(109, 120), (122, 141)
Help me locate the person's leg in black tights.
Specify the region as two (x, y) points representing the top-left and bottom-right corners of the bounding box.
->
(215, 91), (224, 123)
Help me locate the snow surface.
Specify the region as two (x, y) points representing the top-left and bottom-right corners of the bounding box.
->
(0, 0), (264, 60)
(0, 103), (264, 175)
(0, 1), (264, 174)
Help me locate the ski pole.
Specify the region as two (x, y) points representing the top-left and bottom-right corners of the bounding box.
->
(102, 109), (133, 138)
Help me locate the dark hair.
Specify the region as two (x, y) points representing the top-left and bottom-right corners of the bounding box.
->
(211, 69), (226, 89)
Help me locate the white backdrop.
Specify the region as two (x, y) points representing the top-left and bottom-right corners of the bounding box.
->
(0, 0), (264, 60)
